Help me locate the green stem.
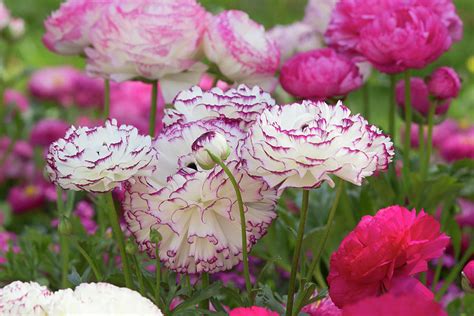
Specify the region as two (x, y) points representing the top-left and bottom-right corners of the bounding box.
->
(56, 186), (69, 288)
(210, 154), (252, 297)
(435, 243), (474, 300)
(389, 75), (396, 144)
(103, 79), (110, 119)
(431, 258), (444, 291)
(421, 101), (436, 178)
(362, 83), (370, 121)
(76, 242), (102, 281)
(149, 81), (158, 137)
(155, 245), (161, 307)
(199, 273), (210, 309)
(305, 182), (344, 280)
(104, 192), (133, 288)
(286, 190), (310, 316)
(402, 71), (412, 200)
(132, 255), (146, 296)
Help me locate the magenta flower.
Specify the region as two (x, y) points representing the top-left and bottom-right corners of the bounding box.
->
(395, 78), (450, 117)
(327, 205), (449, 307)
(463, 260), (474, 288)
(427, 67), (462, 100)
(303, 296), (341, 316)
(438, 128), (474, 162)
(7, 184), (46, 214)
(43, 0), (110, 55)
(280, 48), (362, 100)
(229, 306), (279, 316)
(0, 138), (34, 184)
(203, 10), (280, 91)
(456, 199), (474, 228)
(30, 119), (70, 148)
(72, 73), (104, 109)
(3, 89), (29, 112)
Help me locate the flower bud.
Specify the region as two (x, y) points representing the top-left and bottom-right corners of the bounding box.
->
(191, 131), (230, 170)
(8, 18), (25, 40)
(427, 67), (461, 100)
(462, 260), (474, 292)
(58, 217), (72, 235)
(149, 228), (162, 245)
(125, 239), (137, 255)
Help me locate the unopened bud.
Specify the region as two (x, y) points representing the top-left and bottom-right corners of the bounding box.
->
(126, 240), (137, 255)
(58, 217), (72, 235)
(150, 228), (162, 244)
(191, 131), (230, 170)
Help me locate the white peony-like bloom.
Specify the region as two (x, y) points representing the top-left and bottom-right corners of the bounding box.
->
(85, 0), (209, 102)
(46, 119), (155, 193)
(192, 131), (231, 170)
(203, 10), (280, 91)
(123, 120), (278, 274)
(242, 101), (394, 190)
(164, 85), (276, 129)
(0, 281), (52, 316)
(44, 282), (162, 315)
(303, 0), (338, 35)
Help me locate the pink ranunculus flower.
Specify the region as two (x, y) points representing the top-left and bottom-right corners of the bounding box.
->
(359, 6), (451, 74)
(463, 260), (474, 288)
(432, 119), (460, 148)
(30, 119), (70, 148)
(203, 10), (280, 91)
(438, 128), (474, 162)
(0, 138), (34, 184)
(229, 306), (279, 316)
(86, 0), (208, 103)
(427, 67), (462, 100)
(7, 184), (46, 214)
(43, 0), (110, 55)
(456, 199), (474, 228)
(280, 48), (362, 100)
(4, 89), (29, 112)
(395, 78), (450, 117)
(328, 205), (450, 308)
(341, 291), (447, 316)
(72, 73), (104, 109)
(303, 296), (341, 316)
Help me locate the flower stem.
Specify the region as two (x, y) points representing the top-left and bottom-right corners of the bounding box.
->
(199, 273), (210, 309)
(104, 79), (110, 119)
(132, 255), (146, 296)
(286, 190), (310, 316)
(56, 186), (70, 288)
(76, 241), (102, 281)
(155, 244), (161, 307)
(388, 75), (396, 144)
(305, 181), (343, 280)
(402, 70), (412, 199)
(209, 153), (252, 297)
(104, 192), (133, 288)
(421, 101), (436, 178)
(362, 83), (370, 121)
(149, 81), (158, 137)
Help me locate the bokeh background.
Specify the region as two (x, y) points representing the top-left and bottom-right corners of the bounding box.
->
(4, 0), (473, 130)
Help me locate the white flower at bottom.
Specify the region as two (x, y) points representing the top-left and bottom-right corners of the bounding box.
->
(192, 131), (230, 170)
(242, 101), (394, 189)
(0, 281), (52, 316)
(44, 282), (162, 315)
(124, 162), (278, 274)
(46, 119), (155, 193)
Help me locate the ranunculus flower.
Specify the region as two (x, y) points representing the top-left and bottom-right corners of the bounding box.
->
(427, 67), (462, 99)
(303, 296), (341, 316)
(242, 101), (393, 190)
(280, 48), (362, 100)
(267, 22), (323, 64)
(124, 120), (278, 274)
(43, 0), (109, 55)
(395, 78), (450, 117)
(304, 0), (338, 35)
(72, 73), (104, 109)
(463, 260), (474, 288)
(3, 89), (29, 112)
(456, 199), (474, 228)
(30, 119), (70, 148)
(203, 10), (280, 91)
(28, 67), (80, 106)
(327, 205), (450, 308)
(0, 281), (52, 316)
(432, 119), (461, 147)
(359, 6), (451, 74)
(341, 291), (447, 316)
(0, 138), (34, 184)
(7, 184), (46, 214)
(46, 119), (155, 193)
(438, 128), (474, 162)
(229, 306), (279, 316)
(85, 0), (208, 103)
(325, 0), (462, 57)
(164, 85), (275, 130)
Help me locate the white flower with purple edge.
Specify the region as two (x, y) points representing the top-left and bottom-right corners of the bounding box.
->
(0, 281), (52, 316)
(46, 119), (155, 193)
(242, 101), (394, 190)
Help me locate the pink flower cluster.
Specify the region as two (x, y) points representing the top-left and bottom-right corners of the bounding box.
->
(325, 0), (462, 73)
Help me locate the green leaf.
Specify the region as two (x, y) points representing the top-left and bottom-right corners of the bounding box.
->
(173, 282), (223, 312)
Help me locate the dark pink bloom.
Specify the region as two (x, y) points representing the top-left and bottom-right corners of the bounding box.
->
(456, 199), (474, 227)
(280, 48), (362, 100)
(229, 306), (279, 316)
(427, 67), (461, 100)
(7, 184), (46, 214)
(395, 78), (450, 116)
(463, 260), (474, 288)
(303, 296), (341, 316)
(341, 291), (447, 316)
(74, 201), (97, 234)
(4, 89), (29, 112)
(0, 138), (34, 184)
(359, 7), (451, 74)
(328, 205), (450, 307)
(432, 119), (460, 147)
(72, 73), (104, 108)
(30, 119), (69, 148)
(438, 129), (474, 162)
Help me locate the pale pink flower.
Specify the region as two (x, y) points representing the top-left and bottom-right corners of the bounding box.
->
(304, 0), (338, 35)
(0, 2), (10, 30)
(4, 89), (29, 112)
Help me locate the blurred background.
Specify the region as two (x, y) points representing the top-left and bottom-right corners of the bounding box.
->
(3, 0), (473, 128)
